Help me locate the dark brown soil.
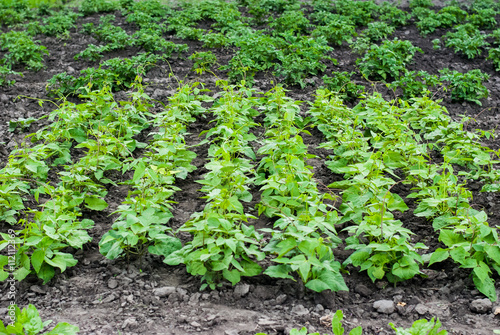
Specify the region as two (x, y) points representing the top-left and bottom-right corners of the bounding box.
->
(1, 3), (500, 335)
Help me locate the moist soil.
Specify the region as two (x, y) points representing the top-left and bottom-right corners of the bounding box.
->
(1, 3), (500, 335)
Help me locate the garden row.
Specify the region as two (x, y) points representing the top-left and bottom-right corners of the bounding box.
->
(0, 0), (499, 105)
(1, 76), (500, 301)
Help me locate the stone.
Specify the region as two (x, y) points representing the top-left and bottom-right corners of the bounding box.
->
(415, 304), (429, 315)
(276, 294), (287, 305)
(233, 284), (250, 298)
(107, 279), (118, 289)
(30, 285), (46, 294)
(122, 317), (137, 329)
(291, 304), (309, 316)
(373, 300), (395, 314)
(189, 293), (201, 304)
(0, 94), (8, 103)
(153, 286), (176, 297)
(225, 330), (240, 335)
(354, 283), (373, 297)
(101, 294), (116, 304)
(314, 304), (325, 313)
(470, 298), (493, 314)
(190, 321), (201, 328)
(258, 319), (278, 326)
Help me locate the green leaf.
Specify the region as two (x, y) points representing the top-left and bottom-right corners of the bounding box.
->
(263, 264), (294, 280)
(223, 268), (241, 285)
(472, 262), (496, 301)
(163, 249), (184, 266)
(45, 253), (77, 273)
(349, 327), (363, 335)
(148, 237), (182, 257)
(450, 247), (467, 265)
(68, 127), (87, 143)
(428, 248), (449, 266)
(46, 322), (80, 335)
(439, 229), (465, 247)
(306, 269), (348, 292)
(84, 197), (108, 211)
(36, 263), (55, 284)
(31, 249), (45, 273)
(331, 310), (344, 335)
(133, 161), (146, 183)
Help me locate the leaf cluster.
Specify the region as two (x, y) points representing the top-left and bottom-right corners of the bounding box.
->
(356, 38), (423, 80)
(0, 30), (49, 71)
(439, 68), (489, 105)
(0, 304), (79, 335)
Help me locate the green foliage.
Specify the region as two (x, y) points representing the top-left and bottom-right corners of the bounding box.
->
(321, 71), (364, 102)
(0, 30), (48, 71)
(200, 32), (229, 48)
(122, 0), (168, 17)
(331, 310), (363, 335)
(99, 84), (189, 262)
(0, 304), (79, 335)
(333, 0), (380, 26)
(222, 31), (335, 87)
(269, 10), (311, 35)
(189, 51), (217, 74)
(488, 47), (500, 71)
(255, 86), (346, 292)
(467, 8), (497, 29)
(132, 29), (189, 54)
(390, 317), (447, 335)
(410, 0), (433, 8)
(80, 0), (119, 15)
(165, 84), (264, 290)
(389, 70), (442, 99)
(415, 6), (466, 36)
(379, 3), (412, 26)
(74, 44), (108, 62)
(311, 16), (356, 45)
(357, 39), (422, 80)
(39, 10), (80, 38)
(274, 33), (335, 87)
(361, 21), (395, 42)
(47, 53), (164, 96)
(439, 68), (489, 105)
(0, 64), (23, 86)
(444, 24), (489, 59)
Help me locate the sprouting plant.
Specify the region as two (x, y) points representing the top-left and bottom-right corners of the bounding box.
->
(311, 17), (356, 45)
(409, 0), (433, 8)
(379, 3), (412, 26)
(488, 47), (500, 71)
(432, 38), (441, 49)
(356, 38), (422, 80)
(80, 0), (119, 15)
(439, 68), (489, 105)
(444, 24), (489, 59)
(390, 317), (448, 334)
(0, 304), (79, 335)
(361, 21), (395, 42)
(0, 30), (49, 70)
(467, 8), (497, 29)
(268, 10), (311, 35)
(389, 70), (442, 99)
(0, 64), (23, 86)
(189, 51), (217, 74)
(322, 71), (364, 101)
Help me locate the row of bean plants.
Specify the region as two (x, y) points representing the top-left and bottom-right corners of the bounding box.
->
(309, 89), (500, 300)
